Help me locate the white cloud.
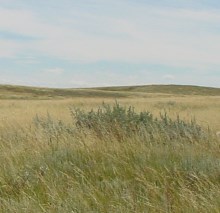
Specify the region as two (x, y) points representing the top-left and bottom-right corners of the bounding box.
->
(156, 8), (220, 23)
(16, 56), (39, 64)
(44, 68), (65, 74)
(163, 74), (175, 80)
(0, 39), (22, 58)
(0, 3), (220, 72)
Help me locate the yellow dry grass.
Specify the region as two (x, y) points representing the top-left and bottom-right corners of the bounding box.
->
(1, 94), (219, 131)
(0, 92), (220, 212)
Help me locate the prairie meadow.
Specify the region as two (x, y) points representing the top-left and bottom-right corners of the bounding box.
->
(0, 86), (220, 212)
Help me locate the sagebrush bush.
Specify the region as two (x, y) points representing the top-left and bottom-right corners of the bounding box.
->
(70, 102), (207, 142)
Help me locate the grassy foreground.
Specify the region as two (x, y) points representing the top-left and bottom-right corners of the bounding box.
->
(0, 85), (220, 212)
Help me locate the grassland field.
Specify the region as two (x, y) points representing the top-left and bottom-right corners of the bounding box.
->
(0, 84), (219, 212)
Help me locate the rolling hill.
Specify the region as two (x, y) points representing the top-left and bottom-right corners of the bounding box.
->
(0, 84), (219, 99)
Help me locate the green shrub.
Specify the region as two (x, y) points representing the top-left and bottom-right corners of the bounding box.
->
(70, 102), (207, 142)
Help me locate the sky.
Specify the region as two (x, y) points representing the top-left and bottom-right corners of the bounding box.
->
(0, 0), (220, 88)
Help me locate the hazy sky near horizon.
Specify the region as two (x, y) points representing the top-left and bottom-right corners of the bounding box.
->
(0, 0), (220, 88)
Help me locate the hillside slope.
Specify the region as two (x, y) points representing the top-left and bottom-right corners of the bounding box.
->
(95, 84), (220, 96)
(0, 85), (127, 99)
(0, 84), (219, 99)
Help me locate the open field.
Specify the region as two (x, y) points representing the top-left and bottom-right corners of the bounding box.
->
(0, 85), (220, 212)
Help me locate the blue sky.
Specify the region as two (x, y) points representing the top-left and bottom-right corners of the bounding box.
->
(0, 0), (220, 88)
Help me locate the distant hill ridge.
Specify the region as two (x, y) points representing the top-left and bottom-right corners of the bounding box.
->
(95, 84), (220, 96)
(0, 84), (219, 99)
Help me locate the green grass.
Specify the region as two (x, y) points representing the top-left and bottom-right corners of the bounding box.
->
(0, 103), (219, 212)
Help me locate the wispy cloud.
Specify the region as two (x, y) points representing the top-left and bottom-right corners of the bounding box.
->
(1, 5), (220, 66)
(44, 68), (64, 75)
(163, 74), (175, 80)
(0, 0), (219, 87)
(16, 56), (39, 64)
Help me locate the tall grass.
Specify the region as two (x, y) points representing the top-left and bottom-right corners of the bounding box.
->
(0, 103), (219, 212)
